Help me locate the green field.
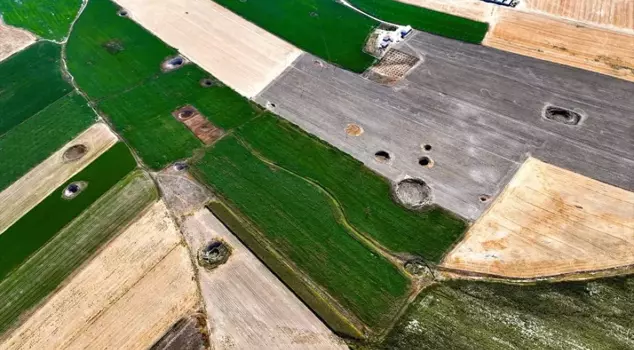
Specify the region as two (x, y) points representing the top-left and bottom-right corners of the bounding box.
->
(348, 0), (488, 44)
(0, 171), (157, 335)
(0, 41), (73, 135)
(0, 0), (82, 41)
(211, 0), (488, 71)
(194, 136), (410, 331)
(66, 0), (259, 169)
(0, 143), (136, 281)
(0, 92), (95, 191)
(376, 277), (634, 349)
(237, 116), (466, 262)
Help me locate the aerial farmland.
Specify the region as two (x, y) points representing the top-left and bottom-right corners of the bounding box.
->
(0, 0), (632, 349)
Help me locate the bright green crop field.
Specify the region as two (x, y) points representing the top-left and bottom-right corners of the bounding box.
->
(348, 0), (488, 44)
(0, 92), (95, 192)
(237, 115), (466, 262)
(0, 170), (156, 335)
(194, 136), (410, 331)
(375, 276), (634, 349)
(0, 0), (82, 41)
(66, 0), (259, 169)
(0, 143), (136, 281)
(0, 41), (73, 135)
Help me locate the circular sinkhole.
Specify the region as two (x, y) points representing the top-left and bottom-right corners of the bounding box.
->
(543, 105), (582, 125)
(173, 162), (188, 171)
(418, 156), (434, 168)
(423, 144), (432, 151)
(404, 258), (432, 277)
(374, 150), (391, 164)
(344, 124), (364, 136)
(198, 240), (231, 271)
(200, 78), (215, 88)
(117, 9), (128, 17)
(178, 108), (196, 120)
(393, 178), (432, 210)
(62, 181), (87, 200)
(479, 194), (491, 203)
(63, 144), (88, 162)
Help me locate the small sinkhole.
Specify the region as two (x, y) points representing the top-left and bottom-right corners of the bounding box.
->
(374, 150), (391, 163)
(543, 105), (582, 125)
(117, 9), (128, 17)
(423, 144), (432, 151)
(418, 156), (433, 168)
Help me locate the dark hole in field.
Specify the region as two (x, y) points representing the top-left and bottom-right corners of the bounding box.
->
(393, 178), (432, 209)
(179, 108), (195, 120)
(200, 78), (215, 87)
(544, 106), (582, 125)
(174, 162), (188, 171)
(479, 194), (491, 203)
(169, 57), (184, 66)
(418, 156), (432, 167)
(423, 144), (432, 151)
(63, 144), (88, 162)
(62, 181), (86, 199)
(374, 150), (391, 163)
(67, 184), (80, 193)
(117, 9), (128, 17)
(198, 240), (231, 270)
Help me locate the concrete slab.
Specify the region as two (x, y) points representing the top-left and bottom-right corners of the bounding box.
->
(257, 31), (634, 220)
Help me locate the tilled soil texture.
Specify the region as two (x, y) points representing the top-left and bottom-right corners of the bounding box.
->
(0, 123), (117, 235)
(395, 0), (494, 22)
(442, 157), (634, 279)
(181, 209), (345, 349)
(519, 0), (634, 32)
(0, 21), (35, 62)
(0, 201), (199, 349)
(112, 0), (301, 98)
(485, 8), (634, 82)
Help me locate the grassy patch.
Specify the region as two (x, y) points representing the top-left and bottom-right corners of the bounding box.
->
(348, 0), (488, 44)
(0, 143), (136, 281)
(211, 0), (377, 72)
(237, 115), (466, 262)
(193, 136), (410, 331)
(376, 277), (634, 349)
(66, 0), (258, 169)
(0, 41), (72, 135)
(208, 201), (364, 339)
(66, 0), (175, 99)
(0, 0), (82, 40)
(0, 171), (157, 335)
(0, 92), (95, 191)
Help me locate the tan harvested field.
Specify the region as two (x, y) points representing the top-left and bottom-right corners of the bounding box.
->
(181, 209), (345, 349)
(441, 157), (634, 279)
(0, 21), (35, 62)
(397, 0), (494, 21)
(1, 201), (199, 350)
(519, 0), (634, 32)
(113, 0), (302, 98)
(0, 123), (117, 235)
(484, 8), (634, 82)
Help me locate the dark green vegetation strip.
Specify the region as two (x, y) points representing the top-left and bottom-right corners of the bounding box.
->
(0, 143), (136, 281)
(348, 0), (488, 44)
(0, 171), (157, 335)
(377, 277), (634, 349)
(208, 202), (363, 339)
(211, 0), (377, 72)
(0, 92), (95, 191)
(0, 0), (82, 41)
(237, 115), (466, 262)
(66, 0), (258, 169)
(194, 137), (410, 331)
(0, 41), (72, 135)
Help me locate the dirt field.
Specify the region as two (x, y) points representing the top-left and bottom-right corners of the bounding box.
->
(0, 21), (35, 62)
(181, 209), (345, 349)
(0, 123), (117, 235)
(112, 0), (302, 98)
(396, 0), (494, 22)
(441, 157), (634, 279)
(484, 8), (634, 82)
(156, 166), (212, 218)
(0, 201), (199, 349)
(519, 0), (634, 32)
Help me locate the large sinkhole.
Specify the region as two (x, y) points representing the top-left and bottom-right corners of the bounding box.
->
(543, 105), (582, 125)
(393, 178), (432, 210)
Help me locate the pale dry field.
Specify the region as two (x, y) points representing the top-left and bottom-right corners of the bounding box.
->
(0, 21), (35, 62)
(396, 0), (494, 22)
(113, 0), (302, 98)
(484, 8), (634, 82)
(181, 209), (345, 349)
(0, 123), (117, 235)
(519, 0), (634, 32)
(1, 201), (199, 350)
(441, 157), (634, 279)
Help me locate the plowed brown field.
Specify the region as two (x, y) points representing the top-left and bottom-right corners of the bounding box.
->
(0, 21), (35, 62)
(520, 0), (634, 32)
(441, 157), (634, 279)
(396, 0), (494, 22)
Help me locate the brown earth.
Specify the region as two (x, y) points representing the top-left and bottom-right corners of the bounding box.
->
(397, 0), (495, 22)
(519, 0), (634, 32)
(173, 106), (224, 145)
(0, 123), (118, 235)
(345, 124), (364, 136)
(484, 8), (634, 82)
(0, 201), (199, 349)
(150, 314), (208, 350)
(180, 209), (345, 349)
(441, 157), (634, 279)
(0, 21), (36, 62)
(112, 0), (301, 98)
